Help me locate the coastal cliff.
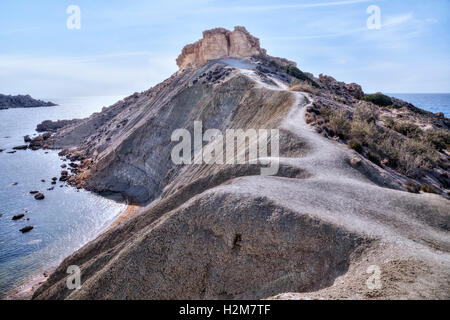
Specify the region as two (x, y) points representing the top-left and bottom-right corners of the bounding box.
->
(176, 26), (296, 70)
(0, 94), (57, 109)
(31, 27), (450, 300)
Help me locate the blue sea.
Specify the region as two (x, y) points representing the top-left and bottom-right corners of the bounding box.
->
(0, 96), (127, 298)
(388, 93), (450, 117)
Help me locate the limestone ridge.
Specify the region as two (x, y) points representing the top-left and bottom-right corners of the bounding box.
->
(176, 26), (296, 70)
(29, 27), (450, 300)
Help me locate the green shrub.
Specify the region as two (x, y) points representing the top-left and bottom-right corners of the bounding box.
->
(398, 139), (439, 176)
(383, 117), (395, 129)
(423, 129), (450, 151)
(385, 104), (402, 109)
(361, 93), (393, 107)
(420, 184), (437, 194)
(350, 121), (379, 145)
(353, 105), (379, 123)
(393, 122), (423, 139)
(319, 106), (333, 119)
(348, 140), (363, 153)
(290, 82), (320, 95)
(281, 66), (320, 88)
(366, 151), (381, 165)
(329, 110), (351, 137)
(404, 181), (420, 193)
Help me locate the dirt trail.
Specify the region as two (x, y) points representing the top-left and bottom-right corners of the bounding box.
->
(32, 61), (450, 300)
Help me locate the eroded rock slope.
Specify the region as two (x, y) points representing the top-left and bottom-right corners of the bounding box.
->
(33, 28), (450, 300)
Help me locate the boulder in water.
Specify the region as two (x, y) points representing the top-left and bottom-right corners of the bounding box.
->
(34, 193), (45, 200)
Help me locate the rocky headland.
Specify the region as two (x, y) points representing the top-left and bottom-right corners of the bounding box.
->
(0, 94), (57, 110)
(27, 27), (449, 300)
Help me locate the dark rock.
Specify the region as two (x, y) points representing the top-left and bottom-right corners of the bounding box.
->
(47, 187), (54, 191)
(34, 193), (45, 200)
(0, 149), (3, 152)
(20, 226), (34, 233)
(69, 162), (78, 168)
(41, 179), (46, 182)
(7, 150), (16, 154)
(61, 164), (67, 168)
(11, 182), (18, 186)
(28, 136), (46, 150)
(318, 74), (364, 100)
(61, 170), (68, 176)
(36, 119), (80, 132)
(0, 94), (56, 109)
(51, 177), (57, 181)
(29, 191), (39, 194)
(12, 214), (25, 220)
(42, 132), (51, 140)
(24, 135), (32, 143)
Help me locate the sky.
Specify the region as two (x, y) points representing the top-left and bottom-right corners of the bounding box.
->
(1, 0), (450, 98)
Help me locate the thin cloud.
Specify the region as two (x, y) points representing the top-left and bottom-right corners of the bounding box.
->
(383, 13), (413, 28)
(187, 0), (371, 14)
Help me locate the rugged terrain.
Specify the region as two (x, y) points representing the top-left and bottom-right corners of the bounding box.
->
(0, 94), (57, 109)
(31, 27), (449, 300)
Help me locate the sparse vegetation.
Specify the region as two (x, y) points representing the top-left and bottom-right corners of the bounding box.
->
(366, 151), (380, 165)
(398, 139), (439, 176)
(281, 65), (321, 88)
(347, 140), (363, 153)
(311, 105), (443, 178)
(329, 109), (351, 138)
(404, 181), (420, 193)
(392, 122), (423, 139)
(290, 82), (321, 95)
(383, 116), (395, 129)
(423, 129), (450, 152)
(385, 103), (402, 109)
(420, 184), (437, 194)
(353, 104), (379, 123)
(361, 92), (393, 107)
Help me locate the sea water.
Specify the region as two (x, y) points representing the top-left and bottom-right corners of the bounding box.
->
(0, 96), (126, 297)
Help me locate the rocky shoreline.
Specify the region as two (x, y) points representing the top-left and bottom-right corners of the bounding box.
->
(0, 94), (57, 110)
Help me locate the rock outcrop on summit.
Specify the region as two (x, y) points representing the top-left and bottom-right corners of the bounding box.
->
(176, 26), (296, 70)
(32, 27), (450, 300)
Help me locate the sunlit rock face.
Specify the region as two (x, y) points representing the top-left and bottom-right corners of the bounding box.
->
(176, 26), (295, 70)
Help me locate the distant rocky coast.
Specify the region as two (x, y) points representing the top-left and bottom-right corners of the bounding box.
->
(0, 94), (57, 110)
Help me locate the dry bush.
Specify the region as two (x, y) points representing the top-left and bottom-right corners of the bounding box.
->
(392, 122), (423, 139)
(329, 110), (351, 138)
(398, 139), (440, 177)
(353, 104), (379, 123)
(350, 121), (379, 144)
(423, 129), (450, 151)
(420, 184), (437, 194)
(290, 82), (321, 95)
(404, 181), (420, 193)
(347, 140), (363, 153)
